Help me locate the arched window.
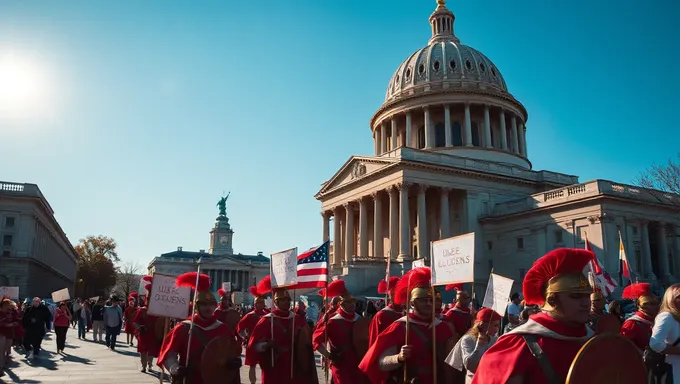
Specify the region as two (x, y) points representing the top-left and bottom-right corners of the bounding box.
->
(452, 121), (462, 146)
(471, 122), (480, 147)
(434, 122), (446, 147)
(417, 126), (426, 149)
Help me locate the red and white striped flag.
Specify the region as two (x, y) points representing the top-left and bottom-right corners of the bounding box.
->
(295, 241), (329, 289)
(585, 235), (617, 295)
(619, 232), (631, 279)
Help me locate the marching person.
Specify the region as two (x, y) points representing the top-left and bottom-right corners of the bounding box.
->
(53, 302), (72, 354)
(124, 293), (138, 347)
(236, 286), (267, 384)
(103, 296), (123, 350)
(620, 282), (659, 351)
(368, 276), (403, 345)
(312, 280), (370, 384)
(158, 272), (242, 384)
(0, 298), (19, 377)
(445, 284), (473, 336)
(214, 288), (241, 332)
(245, 276), (318, 384)
(133, 298), (161, 373)
(446, 308), (502, 383)
(589, 289), (621, 334)
(358, 267), (457, 383)
(21, 297), (52, 359)
(470, 248), (595, 384)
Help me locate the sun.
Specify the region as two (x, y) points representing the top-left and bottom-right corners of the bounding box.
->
(0, 51), (50, 117)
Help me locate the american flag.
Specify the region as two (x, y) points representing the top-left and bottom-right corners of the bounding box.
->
(295, 241), (329, 289)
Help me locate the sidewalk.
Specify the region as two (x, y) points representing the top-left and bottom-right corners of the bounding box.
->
(1, 331), (325, 383)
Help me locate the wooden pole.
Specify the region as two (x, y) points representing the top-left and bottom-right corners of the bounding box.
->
(431, 285), (437, 384)
(183, 260), (202, 384)
(403, 273), (412, 383)
(291, 289), (296, 380)
(159, 317), (169, 384)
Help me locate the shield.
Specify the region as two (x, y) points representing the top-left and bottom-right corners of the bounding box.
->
(223, 309), (242, 332)
(295, 324), (314, 375)
(352, 316), (372, 359)
(201, 335), (242, 384)
(566, 333), (646, 384)
(154, 317), (167, 343)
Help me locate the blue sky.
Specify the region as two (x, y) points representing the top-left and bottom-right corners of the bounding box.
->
(2, 0), (677, 267)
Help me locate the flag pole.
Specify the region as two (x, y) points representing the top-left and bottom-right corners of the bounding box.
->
(618, 230), (624, 287)
(430, 243), (437, 384)
(290, 288), (296, 380)
(183, 257), (202, 384)
(270, 255), (275, 368)
(403, 272), (412, 383)
(385, 251), (391, 306)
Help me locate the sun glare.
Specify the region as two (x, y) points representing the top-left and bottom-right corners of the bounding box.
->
(0, 51), (52, 119)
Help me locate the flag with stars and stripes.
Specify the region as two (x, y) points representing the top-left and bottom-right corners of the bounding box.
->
(295, 241), (329, 289)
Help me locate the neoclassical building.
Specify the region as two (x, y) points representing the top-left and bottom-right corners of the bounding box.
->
(316, 1), (680, 295)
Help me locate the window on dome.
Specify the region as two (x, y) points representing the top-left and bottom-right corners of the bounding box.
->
(465, 60), (473, 71)
(406, 68), (412, 80)
(452, 121), (462, 146)
(449, 60), (456, 71)
(491, 67), (497, 78)
(418, 63), (425, 75)
(479, 62), (486, 74)
(396, 75), (400, 84)
(434, 122), (445, 147)
(417, 126), (426, 149)
(433, 61), (440, 72)
(471, 121), (480, 147)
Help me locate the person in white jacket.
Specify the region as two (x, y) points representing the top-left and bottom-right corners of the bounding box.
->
(649, 283), (680, 384)
(446, 308), (502, 383)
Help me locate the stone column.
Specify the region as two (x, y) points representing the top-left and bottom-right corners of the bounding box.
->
(380, 122), (387, 154)
(464, 104), (473, 147)
(440, 187), (450, 239)
(359, 198), (368, 257)
(511, 116), (520, 154)
(405, 112), (412, 148)
(519, 122), (527, 157)
(641, 221), (655, 279)
(333, 207), (342, 265)
(398, 183), (411, 261)
(657, 223), (671, 281)
(391, 117), (398, 150)
(389, 186), (399, 259)
(499, 109), (508, 150)
(417, 185), (429, 259)
(344, 202), (355, 263)
(424, 107), (432, 148)
(321, 211), (330, 242)
(484, 105), (492, 148)
(444, 105), (452, 147)
(372, 192), (383, 259)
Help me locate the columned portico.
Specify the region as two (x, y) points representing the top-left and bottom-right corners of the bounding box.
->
(389, 186), (399, 259)
(641, 221), (655, 279)
(359, 198), (369, 257)
(321, 211), (330, 242)
(416, 185), (428, 259)
(344, 202), (355, 263)
(333, 207), (342, 265)
(440, 188), (451, 239)
(372, 192), (383, 259)
(657, 223), (671, 282)
(398, 183), (411, 261)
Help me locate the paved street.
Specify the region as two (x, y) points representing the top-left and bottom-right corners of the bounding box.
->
(1, 331), (326, 384)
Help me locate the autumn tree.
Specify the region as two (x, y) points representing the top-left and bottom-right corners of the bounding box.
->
(112, 260), (143, 300)
(634, 152), (680, 205)
(74, 235), (119, 298)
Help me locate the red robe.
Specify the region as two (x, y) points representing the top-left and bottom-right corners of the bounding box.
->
(620, 311), (654, 351)
(133, 307), (161, 357)
(444, 305), (472, 336)
(358, 313), (456, 384)
(245, 309), (318, 384)
(157, 314), (237, 384)
(470, 312), (593, 384)
(124, 305), (137, 334)
(368, 305), (404, 345)
(589, 311), (622, 335)
(236, 308), (267, 366)
(312, 308), (370, 384)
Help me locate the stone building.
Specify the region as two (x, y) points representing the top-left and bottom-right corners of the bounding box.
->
(0, 181), (78, 299)
(147, 201), (269, 295)
(316, 1), (680, 295)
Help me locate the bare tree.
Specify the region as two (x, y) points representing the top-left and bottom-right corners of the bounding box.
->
(112, 260), (143, 300)
(634, 152), (680, 206)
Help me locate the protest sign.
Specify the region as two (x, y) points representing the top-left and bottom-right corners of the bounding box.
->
(0, 287), (19, 299)
(147, 273), (191, 319)
(271, 247), (298, 288)
(51, 288), (70, 302)
(431, 232), (475, 286)
(412, 259), (426, 269)
(221, 282), (231, 292)
(481, 273), (515, 316)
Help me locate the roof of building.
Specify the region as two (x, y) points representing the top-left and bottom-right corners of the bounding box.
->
(158, 249), (269, 263)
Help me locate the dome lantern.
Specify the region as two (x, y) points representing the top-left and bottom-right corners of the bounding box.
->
(429, 0), (459, 45)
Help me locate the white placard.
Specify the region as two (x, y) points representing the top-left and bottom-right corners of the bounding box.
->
(221, 282), (231, 292)
(51, 288), (70, 302)
(147, 273), (191, 319)
(270, 247), (298, 288)
(412, 259), (426, 269)
(431, 232), (476, 286)
(481, 273), (515, 316)
(0, 287), (19, 299)
(265, 297), (273, 309)
(139, 276), (149, 296)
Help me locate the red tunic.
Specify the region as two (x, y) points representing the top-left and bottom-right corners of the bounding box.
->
(312, 309), (370, 384)
(470, 312), (593, 384)
(245, 309), (318, 384)
(620, 311), (654, 351)
(124, 305), (137, 334)
(157, 314), (236, 384)
(358, 313), (456, 384)
(444, 305), (472, 336)
(133, 307), (161, 357)
(368, 305), (404, 345)
(237, 309), (266, 366)
(590, 311), (622, 335)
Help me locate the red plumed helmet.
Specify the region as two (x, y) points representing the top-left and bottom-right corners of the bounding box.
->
(622, 283), (652, 300)
(144, 283), (152, 291)
(248, 286), (259, 297)
(176, 272), (211, 292)
(476, 308), (502, 323)
(217, 288), (226, 297)
(326, 280), (349, 298)
(523, 248), (593, 306)
(142, 275), (153, 282)
(445, 284), (464, 292)
(256, 276), (272, 296)
(393, 267), (431, 305)
(378, 276), (400, 294)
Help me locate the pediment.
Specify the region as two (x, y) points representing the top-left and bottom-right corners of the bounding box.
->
(318, 156), (397, 195)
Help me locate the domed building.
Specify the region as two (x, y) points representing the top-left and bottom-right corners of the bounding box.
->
(316, 1), (680, 295)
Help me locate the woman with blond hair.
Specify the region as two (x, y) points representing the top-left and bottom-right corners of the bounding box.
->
(649, 283), (680, 383)
(446, 307), (502, 383)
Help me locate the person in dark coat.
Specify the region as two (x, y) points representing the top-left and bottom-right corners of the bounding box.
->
(21, 297), (52, 359)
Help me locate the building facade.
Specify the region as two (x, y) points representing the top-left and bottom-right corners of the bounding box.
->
(316, 1), (680, 295)
(0, 181), (78, 299)
(147, 201), (269, 297)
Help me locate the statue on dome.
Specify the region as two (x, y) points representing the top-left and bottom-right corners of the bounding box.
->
(217, 192), (230, 217)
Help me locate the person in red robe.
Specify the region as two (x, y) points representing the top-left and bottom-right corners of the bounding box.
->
(124, 293), (138, 347)
(368, 276), (403, 345)
(157, 272), (241, 384)
(133, 298), (162, 373)
(214, 288), (241, 331)
(358, 267), (457, 384)
(245, 276), (318, 384)
(312, 280), (370, 384)
(620, 282), (658, 351)
(588, 289), (622, 335)
(444, 283), (473, 336)
(470, 248), (595, 384)
(237, 286), (267, 384)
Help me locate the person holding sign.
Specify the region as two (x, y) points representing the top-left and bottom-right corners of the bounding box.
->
(245, 276), (318, 384)
(312, 280), (370, 384)
(158, 272), (242, 384)
(368, 276), (403, 345)
(470, 248), (595, 384)
(620, 283), (658, 352)
(444, 284), (473, 337)
(237, 285), (268, 384)
(446, 308), (502, 383)
(358, 267), (456, 384)
(133, 298), (161, 373)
